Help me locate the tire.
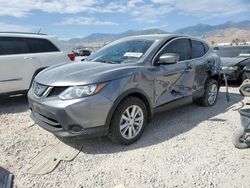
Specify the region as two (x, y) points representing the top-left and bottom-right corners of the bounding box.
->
(199, 79), (219, 107)
(29, 73), (38, 89)
(241, 72), (247, 83)
(110, 97), (147, 145)
(239, 79), (250, 97)
(29, 68), (46, 89)
(232, 129), (250, 149)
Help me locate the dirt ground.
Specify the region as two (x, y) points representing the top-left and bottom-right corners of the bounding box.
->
(0, 86), (250, 188)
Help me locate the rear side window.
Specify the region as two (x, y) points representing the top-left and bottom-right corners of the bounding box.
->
(26, 38), (59, 53)
(159, 38), (191, 61)
(191, 40), (205, 58)
(0, 37), (28, 55)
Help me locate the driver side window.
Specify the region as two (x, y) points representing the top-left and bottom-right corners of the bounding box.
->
(158, 38), (191, 62)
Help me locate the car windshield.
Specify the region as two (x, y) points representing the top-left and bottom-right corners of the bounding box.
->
(87, 39), (155, 64)
(216, 46), (250, 57)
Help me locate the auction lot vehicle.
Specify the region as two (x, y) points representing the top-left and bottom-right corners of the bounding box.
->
(74, 49), (92, 62)
(216, 46), (250, 82)
(28, 34), (221, 144)
(73, 49), (91, 57)
(0, 32), (75, 96)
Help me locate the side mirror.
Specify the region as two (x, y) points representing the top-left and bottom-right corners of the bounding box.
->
(157, 53), (179, 65)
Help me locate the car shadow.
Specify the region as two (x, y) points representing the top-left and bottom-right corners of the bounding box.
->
(221, 81), (240, 88)
(59, 91), (243, 154)
(0, 94), (28, 115)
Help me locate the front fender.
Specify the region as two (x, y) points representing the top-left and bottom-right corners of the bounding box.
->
(100, 75), (154, 135)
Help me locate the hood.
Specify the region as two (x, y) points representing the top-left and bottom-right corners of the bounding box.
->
(221, 57), (248, 66)
(35, 61), (139, 86)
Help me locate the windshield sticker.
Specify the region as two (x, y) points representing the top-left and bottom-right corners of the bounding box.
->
(124, 52), (143, 58)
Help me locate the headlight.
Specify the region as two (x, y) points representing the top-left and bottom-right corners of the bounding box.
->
(59, 83), (106, 100)
(221, 66), (239, 71)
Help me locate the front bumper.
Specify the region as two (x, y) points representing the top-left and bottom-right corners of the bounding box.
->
(28, 90), (113, 137)
(221, 70), (240, 81)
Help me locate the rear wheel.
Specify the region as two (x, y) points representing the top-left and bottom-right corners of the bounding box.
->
(241, 72), (247, 83)
(199, 79), (219, 107)
(111, 97), (147, 145)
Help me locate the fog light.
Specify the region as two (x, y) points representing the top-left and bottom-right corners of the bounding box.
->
(70, 125), (83, 133)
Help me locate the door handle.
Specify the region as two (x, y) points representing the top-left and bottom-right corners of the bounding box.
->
(185, 63), (193, 72)
(24, 56), (34, 60)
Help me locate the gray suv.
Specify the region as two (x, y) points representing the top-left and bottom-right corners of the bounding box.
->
(28, 34), (221, 145)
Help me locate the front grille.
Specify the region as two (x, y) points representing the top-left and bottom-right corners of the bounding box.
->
(48, 87), (68, 97)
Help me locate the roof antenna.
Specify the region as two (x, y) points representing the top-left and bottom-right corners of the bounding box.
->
(37, 28), (42, 34)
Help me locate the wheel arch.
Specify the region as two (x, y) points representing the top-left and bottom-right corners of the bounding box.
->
(104, 88), (153, 135)
(29, 67), (48, 88)
(209, 74), (220, 82)
(207, 72), (221, 87)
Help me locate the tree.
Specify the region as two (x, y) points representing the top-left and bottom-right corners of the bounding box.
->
(232, 38), (241, 45)
(242, 39), (247, 45)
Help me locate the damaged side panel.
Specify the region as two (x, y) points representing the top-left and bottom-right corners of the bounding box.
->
(153, 62), (194, 107)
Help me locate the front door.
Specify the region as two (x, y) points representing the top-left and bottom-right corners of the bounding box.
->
(153, 38), (195, 107)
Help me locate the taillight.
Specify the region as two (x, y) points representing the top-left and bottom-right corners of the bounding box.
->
(67, 53), (75, 61)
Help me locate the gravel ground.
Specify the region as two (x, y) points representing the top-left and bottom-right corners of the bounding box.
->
(0, 87), (250, 188)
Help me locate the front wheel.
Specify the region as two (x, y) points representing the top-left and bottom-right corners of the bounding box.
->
(199, 79), (219, 107)
(232, 129), (250, 149)
(110, 97), (147, 145)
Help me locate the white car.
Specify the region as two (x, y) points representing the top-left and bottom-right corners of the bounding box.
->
(0, 32), (75, 96)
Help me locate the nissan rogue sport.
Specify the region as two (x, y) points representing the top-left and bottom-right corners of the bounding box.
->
(28, 34), (221, 145)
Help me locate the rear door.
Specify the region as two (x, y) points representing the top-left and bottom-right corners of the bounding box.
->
(0, 37), (39, 93)
(190, 40), (210, 92)
(26, 38), (69, 68)
(153, 38), (195, 107)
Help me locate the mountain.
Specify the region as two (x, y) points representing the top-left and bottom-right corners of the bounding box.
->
(62, 20), (250, 46)
(174, 24), (214, 36)
(202, 28), (250, 43)
(62, 29), (168, 44)
(174, 20), (250, 36)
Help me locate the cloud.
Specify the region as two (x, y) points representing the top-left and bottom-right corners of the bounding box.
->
(0, 0), (249, 24)
(0, 22), (38, 32)
(101, 0), (249, 22)
(0, 0), (101, 17)
(127, 4), (173, 23)
(59, 17), (118, 26)
(151, 0), (249, 17)
(95, 1), (173, 23)
(94, 0), (249, 23)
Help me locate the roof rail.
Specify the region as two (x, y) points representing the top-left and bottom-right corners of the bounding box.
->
(0, 32), (47, 35)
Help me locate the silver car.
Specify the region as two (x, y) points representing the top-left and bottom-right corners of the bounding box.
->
(28, 34), (221, 145)
(0, 32), (75, 96)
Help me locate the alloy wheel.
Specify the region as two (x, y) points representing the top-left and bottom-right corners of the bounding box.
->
(208, 83), (218, 105)
(119, 105), (144, 139)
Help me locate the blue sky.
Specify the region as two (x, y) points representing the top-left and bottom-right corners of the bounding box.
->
(0, 0), (250, 39)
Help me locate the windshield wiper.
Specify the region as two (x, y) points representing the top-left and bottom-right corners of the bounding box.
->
(96, 59), (118, 64)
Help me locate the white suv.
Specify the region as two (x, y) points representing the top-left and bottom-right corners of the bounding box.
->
(0, 32), (75, 96)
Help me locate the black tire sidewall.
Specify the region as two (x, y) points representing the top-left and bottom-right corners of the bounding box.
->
(111, 97), (147, 145)
(201, 79), (219, 107)
(232, 129), (250, 149)
(242, 72), (247, 83)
